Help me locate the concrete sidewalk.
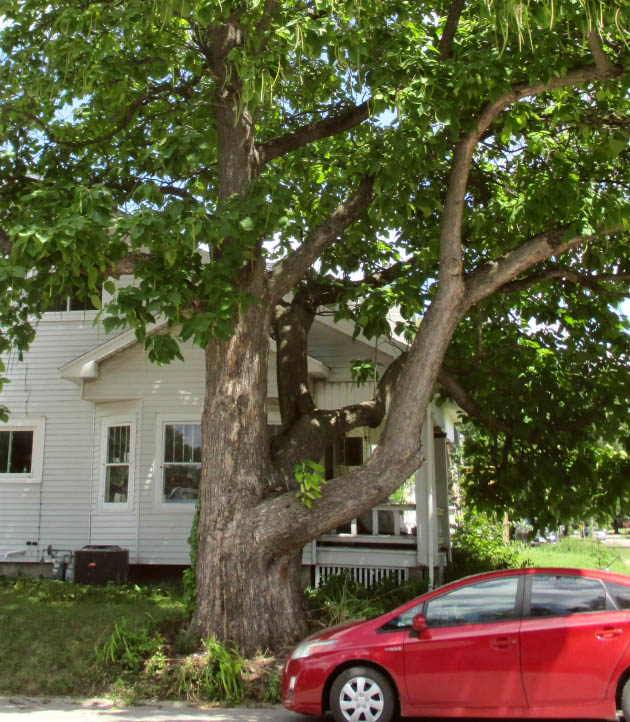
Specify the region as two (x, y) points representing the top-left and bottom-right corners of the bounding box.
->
(0, 697), (317, 722)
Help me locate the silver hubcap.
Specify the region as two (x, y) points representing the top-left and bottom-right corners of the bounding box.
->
(338, 676), (385, 722)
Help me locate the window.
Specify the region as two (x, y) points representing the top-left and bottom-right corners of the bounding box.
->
(46, 291), (100, 313)
(337, 436), (364, 466)
(424, 577), (519, 627)
(0, 429), (33, 473)
(606, 582), (630, 610)
(0, 418), (45, 482)
(529, 575), (606, 617)
(163, 423), (201, 502)
(381, 601), (425, 630)
(382, 577), (519, 630)
(104, 425), (131, 504)
(325, 435), (364, 479)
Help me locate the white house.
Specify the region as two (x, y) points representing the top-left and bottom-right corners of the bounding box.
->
(0, 290), (459, 584)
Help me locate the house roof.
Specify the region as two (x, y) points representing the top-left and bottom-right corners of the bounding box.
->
(59, 320), (330, 384)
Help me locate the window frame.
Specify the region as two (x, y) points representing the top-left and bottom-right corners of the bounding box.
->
(423, 575), (523, 628)
(153, 414), (201, 511)
(0, 417), (45, 483)
(523, 573), (610, 618)
(380, 574), (524, 631)
(99, 417), (135, 511)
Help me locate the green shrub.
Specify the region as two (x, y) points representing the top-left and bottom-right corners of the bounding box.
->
(306, 572), (429, 629)
(169, 637), (245, 702)
(447, 512), (525, 580)
(95, 616), (164, 673)
(172, 627), (198, 655)
(260, 666), (282, 703)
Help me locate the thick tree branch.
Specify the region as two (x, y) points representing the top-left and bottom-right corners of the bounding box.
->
(441, 60), (625, 297)
(258, 437), (423, 553)
(267, 175), (375, 301)
(254, 0), (277, 52)
(107, 250), (152, 276)
(271, 294), (318, 431)
(270, 351), (408, 481)
(256, 101), (371, 166)
(439, 0), (466, 60)
(462, 225), (624, 310)
(587, 29), (622, 74)
(2, 80), (194, 150)
(438, 365), (609, 441)
(437, 364), (512, 435)
(498, 266), (630, 297)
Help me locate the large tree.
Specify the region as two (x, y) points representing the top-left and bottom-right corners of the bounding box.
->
(1, 0), (629, 653)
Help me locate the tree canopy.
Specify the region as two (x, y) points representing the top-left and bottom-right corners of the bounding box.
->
(1, 0), (630, 650)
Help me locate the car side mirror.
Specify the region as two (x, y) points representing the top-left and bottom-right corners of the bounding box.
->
(411, 613), (427, 633)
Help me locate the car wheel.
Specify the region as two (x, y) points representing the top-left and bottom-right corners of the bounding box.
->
(330, 666), (395, 722)
(622, 677), (630, 722)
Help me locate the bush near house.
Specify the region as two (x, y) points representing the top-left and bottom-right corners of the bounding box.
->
(447, 512), (525, 581)
(305, 572), (430, 629)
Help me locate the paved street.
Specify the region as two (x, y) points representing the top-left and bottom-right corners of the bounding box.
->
(0, 698), (299, 722)
(0, 698), (621, 722)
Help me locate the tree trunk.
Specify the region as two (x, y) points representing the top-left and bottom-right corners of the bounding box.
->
(191, 298), (307, 653)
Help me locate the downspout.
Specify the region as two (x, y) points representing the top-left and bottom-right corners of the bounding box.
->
(135, 400), (143, 564)
(85, 380), (95, 545)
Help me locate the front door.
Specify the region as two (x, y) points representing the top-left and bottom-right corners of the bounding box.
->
(403, 576), (527, 710)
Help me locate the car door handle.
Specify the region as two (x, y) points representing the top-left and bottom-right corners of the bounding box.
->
(490, 636), (517, 650)
(597, 627), (623, 639)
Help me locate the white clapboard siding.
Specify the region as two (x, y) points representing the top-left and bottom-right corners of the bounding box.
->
(86, 340), (207, 564)
(1, 311), (405, 567)
(0, 315), (119, 562)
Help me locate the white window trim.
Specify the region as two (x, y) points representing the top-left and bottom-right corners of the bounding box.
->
(0, 417), (45, 483)
(153, 413), (201, 512)
(99, 416), (136, 512)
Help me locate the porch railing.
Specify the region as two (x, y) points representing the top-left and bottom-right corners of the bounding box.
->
(304, 503), (418, 587)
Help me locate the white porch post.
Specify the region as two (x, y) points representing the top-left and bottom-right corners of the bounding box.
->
(415, 407), (437, 588)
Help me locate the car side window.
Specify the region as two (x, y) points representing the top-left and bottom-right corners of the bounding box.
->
(380, 602), (424, 630)
(529, 575), (606, 617)
(424, 577), (519, 628)
(605, 581), (630, 610)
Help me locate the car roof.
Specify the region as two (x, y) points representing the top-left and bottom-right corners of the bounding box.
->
(384, 566), (630, 618)
(447, 567), (630, 587)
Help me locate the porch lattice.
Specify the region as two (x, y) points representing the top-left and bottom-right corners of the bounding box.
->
(314, 564), (409, 588)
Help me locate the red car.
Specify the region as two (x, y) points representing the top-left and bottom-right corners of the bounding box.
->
(282, 567), (630, 722)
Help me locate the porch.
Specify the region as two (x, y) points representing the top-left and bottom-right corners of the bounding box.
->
(301, 415), (457, 588)
(301, 502), (451, 587)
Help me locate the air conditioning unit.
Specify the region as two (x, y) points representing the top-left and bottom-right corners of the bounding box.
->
(74, 545), (129, 585)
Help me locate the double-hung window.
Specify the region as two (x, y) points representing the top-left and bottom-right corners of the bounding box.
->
(0, 429), (34, 474)
(0, 418), (45, 482)
(104, 425), (131, 503)
(162, 422), (201, 503)
(101, 420), (134, 509)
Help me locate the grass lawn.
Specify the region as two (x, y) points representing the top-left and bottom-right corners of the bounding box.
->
(0, 576), (186, 697)
(518, 535), (630, 575)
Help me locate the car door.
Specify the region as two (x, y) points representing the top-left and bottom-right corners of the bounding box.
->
(520, 573), (630, 707)
(403, 575), (527, 710)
